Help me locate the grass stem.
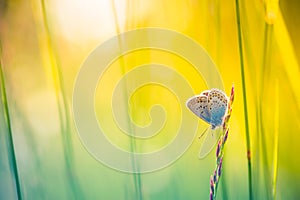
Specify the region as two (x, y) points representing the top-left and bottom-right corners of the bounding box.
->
(111, 1), (143, 199)
(272, 78), (279, 199)
(234, 1), (253, 199)
(258, 24), (273, 199)
(30, 0), (83, 198)
(0, 42), (23, 200)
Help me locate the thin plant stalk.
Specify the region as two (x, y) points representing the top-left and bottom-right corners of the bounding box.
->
(272, 79), (279, 199)
(210, 85), (234, 200)
(264, 2), (280, 199)
(40, 1), (82, 198)
(234, 1), (253, 199)
(30, 0), (83, 198)
(258, 23), (274, 199)
(111, 1), (143, 199)
(0, 42), (22, 200)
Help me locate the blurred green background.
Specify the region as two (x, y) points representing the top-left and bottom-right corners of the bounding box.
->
(0, 0), (299, 199)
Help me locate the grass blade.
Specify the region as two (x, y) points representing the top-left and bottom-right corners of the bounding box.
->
(111, 1), (143, 199)
(272, 78), (279, 199)
(0, 42), (23, 200)
(234, 1), (253, 199)
(30, 0), (83, 198)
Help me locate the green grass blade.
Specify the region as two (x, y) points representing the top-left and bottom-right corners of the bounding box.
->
(258, 24), (273, 199)
(111, 1), (143, 199)
(234, 1), (253, 199)
(30, 0), (83, 198)
(0, 42), (23, 200)
(272, 78), (279, 199)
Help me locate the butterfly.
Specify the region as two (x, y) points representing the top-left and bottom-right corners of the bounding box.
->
(186, 88), (228, 158)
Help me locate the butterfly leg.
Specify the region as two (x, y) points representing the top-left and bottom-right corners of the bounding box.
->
(199, 127), (209, 139)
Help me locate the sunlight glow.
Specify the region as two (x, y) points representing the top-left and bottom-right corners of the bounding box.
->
(52, 0), (127, 41)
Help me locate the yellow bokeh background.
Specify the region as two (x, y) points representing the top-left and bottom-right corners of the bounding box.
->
(1, 0), (299, 199)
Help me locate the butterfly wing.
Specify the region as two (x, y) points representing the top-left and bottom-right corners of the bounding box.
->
(199, 89), (227, 158)
(186, 94), (211, 124)
(208, 89), (228, 128)
(199, 128), (222, 159)
(186, 89), (229, 159)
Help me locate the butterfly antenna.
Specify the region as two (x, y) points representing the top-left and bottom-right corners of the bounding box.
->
(199, 127), (209, 139)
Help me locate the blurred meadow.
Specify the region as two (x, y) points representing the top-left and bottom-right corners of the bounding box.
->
(1, 0), (300, 199)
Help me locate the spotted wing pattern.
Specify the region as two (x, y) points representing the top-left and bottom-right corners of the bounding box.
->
(207, 89), (228, 129)
(186, 94), (211, 124)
